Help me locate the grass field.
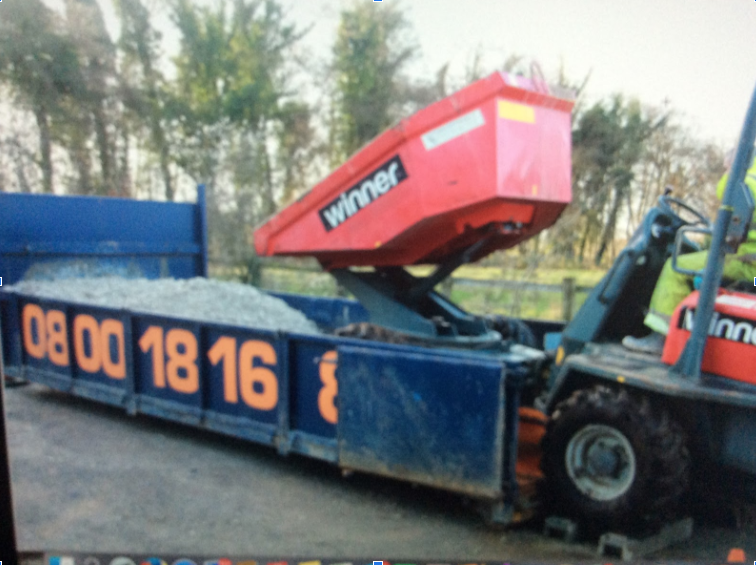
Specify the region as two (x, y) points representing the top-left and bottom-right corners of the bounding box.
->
(218, 263), (608, 322)
(451, 265), (605, 319)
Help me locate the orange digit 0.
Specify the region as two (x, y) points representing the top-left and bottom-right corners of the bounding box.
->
(165, 329), (199, 394)
(45, 310), (69, 367)
(100, 319), (126, 379)
(318, 350), (338, 424)
(74, 314), (102, 373)
(22, 304), (46, 360)
(239, 341), (278, 411)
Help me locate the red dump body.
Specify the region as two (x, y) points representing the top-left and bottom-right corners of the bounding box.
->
(663, 290), (756, 386)
(254, 72), (574, 269)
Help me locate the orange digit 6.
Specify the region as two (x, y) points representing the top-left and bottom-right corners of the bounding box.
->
(165, 329), (199, 394)
(238, 341), (278, 411)
(318, 350), (338, 424)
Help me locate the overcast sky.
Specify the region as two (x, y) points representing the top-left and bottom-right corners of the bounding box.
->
(72, 0), (756, 145)
(281, 0), (756, 145)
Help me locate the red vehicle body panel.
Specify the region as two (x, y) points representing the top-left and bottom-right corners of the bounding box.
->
(254, 72), (575, 269)
(663, 290), (756, 385)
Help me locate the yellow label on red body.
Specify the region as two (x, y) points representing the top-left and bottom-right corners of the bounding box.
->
(499, 100), (535, 124)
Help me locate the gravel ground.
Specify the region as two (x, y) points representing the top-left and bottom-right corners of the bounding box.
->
(5, 384), (756, 561)
(7, 277), (320, 335)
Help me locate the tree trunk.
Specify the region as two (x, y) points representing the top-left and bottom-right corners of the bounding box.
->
(261, 126), (276, 217)
(595, 185), (625, 266)
(116, 123), (132, 197)
(123, 0), (174, 200)
(92, 100), (112, 193)
(578, 218), (592, 264)
(72, 142), (93, 195)
(9, 137), (32, 193)
(33, 104), (53, 193)
(158, 135), (174, 201)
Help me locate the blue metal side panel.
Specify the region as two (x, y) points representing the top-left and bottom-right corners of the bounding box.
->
(1, 291), (521, 499)
(67, 305), (130, 386)
(271, 292), (369, 330)
(14, 297), (74, 389)
(722, 409), (756, 474)
(0, 189), (207, 285)
(131, 315), (204, 423)
(196, 184), (209, 278)
(0, 293), (22, 369)
(336, 345), (507, 498)
(3, 294), (284, 447)
(287, 336), (338, 439)
(199, 323), (280, 427)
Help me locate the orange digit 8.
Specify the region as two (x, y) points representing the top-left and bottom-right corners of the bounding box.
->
(165, 329), (199, 394)
(45, 310), (69, 367)
(318, 350), (338, 424)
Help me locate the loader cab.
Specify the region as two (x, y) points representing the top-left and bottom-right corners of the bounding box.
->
(555, 194), (707, 361)
(536, 93), (756, 534)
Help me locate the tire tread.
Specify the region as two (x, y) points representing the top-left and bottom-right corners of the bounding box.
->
(541, 385), (690, 531)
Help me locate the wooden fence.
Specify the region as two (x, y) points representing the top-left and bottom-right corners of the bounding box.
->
(229, 261), (596, 322)
(449, 277), (593, 321)
(208, 260), (596, 321)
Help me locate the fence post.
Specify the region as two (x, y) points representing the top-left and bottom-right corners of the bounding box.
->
(562, 277), (576, 321)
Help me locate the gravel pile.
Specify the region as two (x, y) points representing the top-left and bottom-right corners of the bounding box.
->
(7, 277), (320, 335)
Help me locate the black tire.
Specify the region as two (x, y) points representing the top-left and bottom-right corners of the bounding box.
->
(541, 386), (689, 532)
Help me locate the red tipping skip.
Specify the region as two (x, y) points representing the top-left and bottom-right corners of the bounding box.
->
(254, 71), (575, 269)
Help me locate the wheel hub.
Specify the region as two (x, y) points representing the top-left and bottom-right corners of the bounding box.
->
(565, 424), (637, 501)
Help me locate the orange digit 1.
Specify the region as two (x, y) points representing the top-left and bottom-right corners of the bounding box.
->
(74, 314), (102, 373)
(318, 350), (338, 424)
(22, 304), (46, 360)
(45, 310), (69, 367)
(208, 336), (238, 403)
(101, 319), (126, 379)
(239, 341), (278, 411)
(165, 329), (199, 394)
(139, 326), (166, 388)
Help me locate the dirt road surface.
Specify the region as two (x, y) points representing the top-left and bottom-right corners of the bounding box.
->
(6, 384), (755, 561)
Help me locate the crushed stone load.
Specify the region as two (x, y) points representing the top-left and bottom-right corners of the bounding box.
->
(7, 277), (321, 335)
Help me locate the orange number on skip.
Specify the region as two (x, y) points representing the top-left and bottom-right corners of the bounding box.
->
(139, 326), (199, 394)
(208, 337), (278, 411)
(22, 304), (69, 367)
(318, 350), (338, 424)
(73, 315), (126, 379)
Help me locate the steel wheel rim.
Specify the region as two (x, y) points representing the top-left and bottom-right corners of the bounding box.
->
(565, 424), (637, 501)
